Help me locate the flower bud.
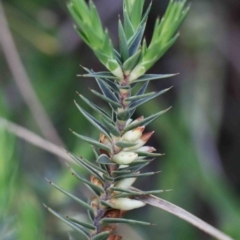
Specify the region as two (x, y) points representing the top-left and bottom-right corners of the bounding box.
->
(122, 126), (145, 142)
(137, 146), (156, 153)
(115, 177), (137, 189)
(113, 152), (138, 165)
(108, 198), (146, 211)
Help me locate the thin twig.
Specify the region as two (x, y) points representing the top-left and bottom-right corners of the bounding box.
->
(0, 1), (63, 146)
(0, 116), (234, 240)
(0, 117), (73, 164)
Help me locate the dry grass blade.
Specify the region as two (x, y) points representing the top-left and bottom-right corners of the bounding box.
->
(0, 117), (73, 164)
(134, 194), (234, 240)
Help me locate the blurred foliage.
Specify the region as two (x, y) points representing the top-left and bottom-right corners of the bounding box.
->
(1, 0), (240, 239)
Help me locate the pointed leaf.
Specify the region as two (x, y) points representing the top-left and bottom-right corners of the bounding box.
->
(124, 107), (171, 132)
(117, 109), (130, 121)
(67, 216), (96, 230)
(129, 87), (172, 109)
(70, 153), (107, 176)
(78, 94), (112, 122)
(79, 71), (116, 79)
(43, 205), (90, 239)
(118, 19), (129, 61)
(128, 23), (146, 56)
(126, 91), (157, 101)
(70, 167), (104, 195)
(46, 178), (94, 213)
(98, 78), (119, 93)
(135, 81), (149, 96)
(101, 217), (152, 226)
(130, 0), (145, 29)
(129, 87), (172, 114)
(74, 101), (111, 138)
(124, 161), (151, 172)
(100, 200), (113, 208)
(123, 50), (141, 72)
(135, 151), (164, 157)
(132, 73), (177, 83)
(97, 154), (115, 165)
(92, 231), (110, 240)
(115, 171), (160, 180)
(71, 131), (112, 153)
(95, 78), (120, 105)
(91, 89), (122, 109)
(123, 8), (134, 39)
(115, 141), (137, 148)
(102, 118), (120, 137)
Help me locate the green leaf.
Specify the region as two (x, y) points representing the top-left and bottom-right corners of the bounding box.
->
(115, 141), (137, 148)
(43, 204), (90, 239)
(67, 216), (96, 230)
(95, 78), (121, 110)
(97, 154), (115, 165)
(135, 151), (164, 157)
(100, 200), (113, 208)
(118, 19), (129, 61)
(123, 8), (134, 39)
(74, 101), (111, 139)
(102, 118), (120, 137)
(123, 49), (141, 72)
(69, 167), (104, 195)
(92, 231), (110, 240)
(129, 87), (172, 109)
(135, 81), (149, 96)
(91, 89), (122, 109)
(114, 171), (160, 180)
(128, 0), (145, 29)
(128, 23), (146, 56)
(70, 153), (107, 176)
(140, 2), (152, 26)
(103, 173), (114, 181)
(131, 73), (177, 83)
(97, 78), (119, 93)
(79, 71), (116, 79)
(69, 155), (104, 183)
(46, 178), (94, 213)
(117, 109), (130, 121)
(71, 131), (112, 153)
(78, 94), (112, 122)
(124, 107), (171, 132)
(101, 217), (152, 226)
(126, 91), (157, 101)
(123, 161), (151, 172)
(110, 187), (164, 198)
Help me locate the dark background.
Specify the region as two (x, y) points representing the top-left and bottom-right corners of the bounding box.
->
(1, 0), (240, 239)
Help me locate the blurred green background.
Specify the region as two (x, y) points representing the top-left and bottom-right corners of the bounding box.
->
(1, 0), (240, 239)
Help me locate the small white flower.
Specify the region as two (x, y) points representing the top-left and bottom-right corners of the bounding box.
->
(115, 177), (137, 189)
(122, 126), (145, 142)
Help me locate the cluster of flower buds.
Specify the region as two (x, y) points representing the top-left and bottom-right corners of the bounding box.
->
(112, 125), (155, 166)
